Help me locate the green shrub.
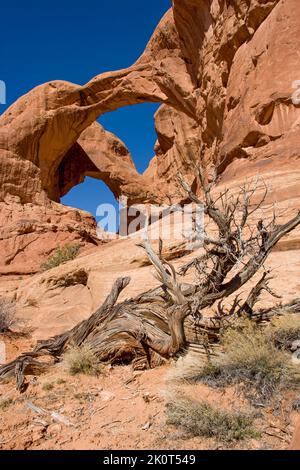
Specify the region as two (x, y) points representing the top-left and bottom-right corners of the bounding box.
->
(41, 244), (80, 271)
(166, 396), (259, 443)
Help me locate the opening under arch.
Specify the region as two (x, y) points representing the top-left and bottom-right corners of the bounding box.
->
(99, 102), (161, 174)
(61, 177), (120, 233)
(60, 102), (163, 235)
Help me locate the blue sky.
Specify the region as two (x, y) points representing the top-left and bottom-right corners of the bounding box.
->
(0, 0), (171, 217)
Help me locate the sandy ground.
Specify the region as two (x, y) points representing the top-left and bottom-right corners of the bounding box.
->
(1, 215), (300, 450)
(0, 332), (299, 450)
(0, 358), (298, 450)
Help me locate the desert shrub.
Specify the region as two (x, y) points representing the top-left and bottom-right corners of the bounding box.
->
(266, 314), (300, 349)
(0, 397), (13, 411)
(56, 378), (66, 385)
(0, 299), (16, 333)
(166, 396), (258, 443)
(187, 320), (300, 403)
(42, 382), (54, 391)
(64, 346), (101, 376)
(26, 297), (39, 308)
(292, 394), (300, 411)
(41, 244), (80, 271)
(166, 352), (212, 383)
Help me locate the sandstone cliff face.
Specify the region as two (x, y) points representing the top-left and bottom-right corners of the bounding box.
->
(144, 105), (200, 192)
(148, 0), (300, 184)
(1, 0), (300, 273)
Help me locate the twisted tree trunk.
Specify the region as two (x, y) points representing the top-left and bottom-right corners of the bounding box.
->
(1, 174), (300, 392)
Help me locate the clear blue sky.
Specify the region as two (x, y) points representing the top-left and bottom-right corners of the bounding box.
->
(0, 0), (171, 217)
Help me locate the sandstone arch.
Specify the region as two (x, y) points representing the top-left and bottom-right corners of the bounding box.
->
(47, 121), (164, 206)
(0, 8), (196, 207)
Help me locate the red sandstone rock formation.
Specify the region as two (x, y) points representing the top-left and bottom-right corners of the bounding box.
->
(1, 0), (300, 273)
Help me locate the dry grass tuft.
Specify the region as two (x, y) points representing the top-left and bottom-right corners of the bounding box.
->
(0, 299), (17, 333)
(170, 319), (300, 403)
(64, 346), (101, 377)
(42, 382), (54, 391)
(26, 297), (39, 308)
(166, 352), (208, 383)
(0, 397), (13, 411)
(266, 314), (300, 349)
(166, 395), (259, 443)
(56, 378), (66, 385)
(41, 244), (80, 271)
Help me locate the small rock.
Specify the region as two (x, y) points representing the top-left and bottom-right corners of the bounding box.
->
(291, 340), (300, 352)
(142, 393), (151, 403)
(142, 422), (151, 431)
(33, 419), (48, 428)
(51, 411), (74, 427)
(100, 391), (115, 402)
(30, 426), (46, 442)
(47, 423), (62, 436)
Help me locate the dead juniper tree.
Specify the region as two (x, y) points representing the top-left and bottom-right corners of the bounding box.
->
(1, 166), (300, 392)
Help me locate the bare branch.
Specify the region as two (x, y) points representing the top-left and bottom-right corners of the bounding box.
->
(237, 271), (281, 317)
(137, 226), (186, 305)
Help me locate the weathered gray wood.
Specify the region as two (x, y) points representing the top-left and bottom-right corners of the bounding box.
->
(1, 172), (300, 392)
